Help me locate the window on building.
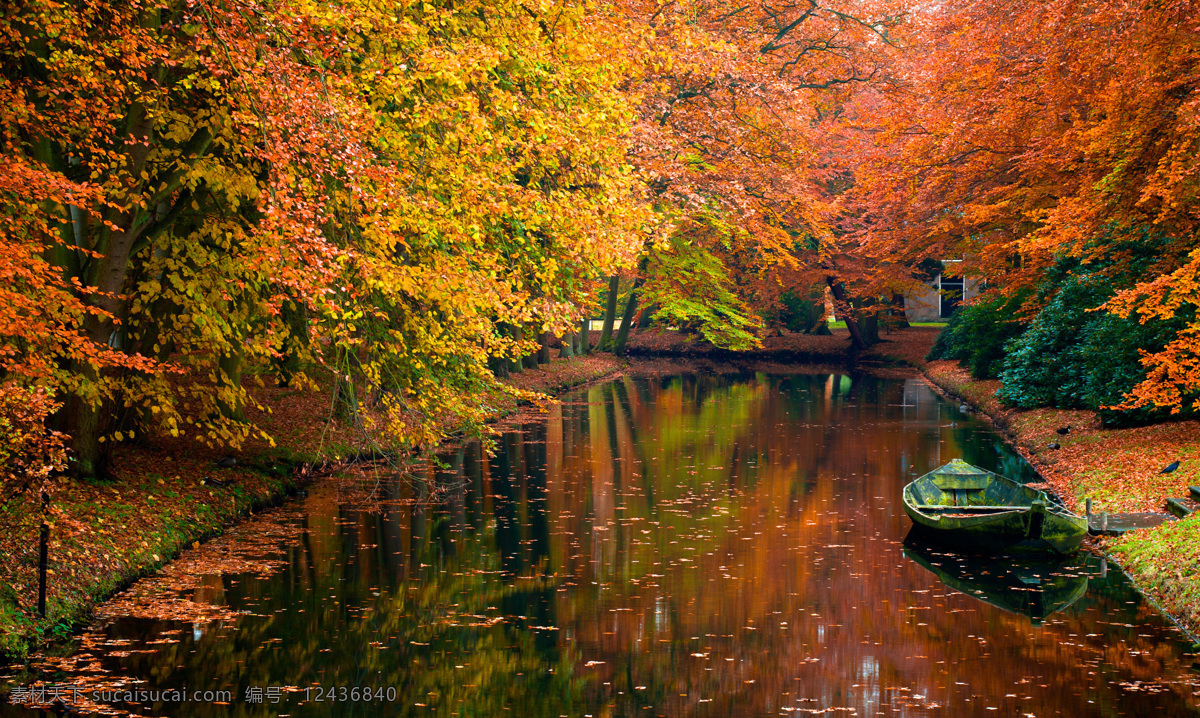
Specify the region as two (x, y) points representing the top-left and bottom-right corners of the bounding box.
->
(939, 274), (964, 318)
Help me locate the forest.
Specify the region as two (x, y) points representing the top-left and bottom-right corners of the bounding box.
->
(2, 0), (1199, 487)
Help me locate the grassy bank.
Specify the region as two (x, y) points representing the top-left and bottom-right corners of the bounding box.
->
(871, 334), (1200, 637)
(0, 355), (623, 662)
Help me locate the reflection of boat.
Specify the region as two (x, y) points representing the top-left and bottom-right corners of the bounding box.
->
(903, 459), (1087, 554)
(903, 534), (1089, 623)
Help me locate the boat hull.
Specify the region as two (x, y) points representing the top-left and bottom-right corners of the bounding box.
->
(902, 459), (1087, 555)
(903, 503), (1086, 554)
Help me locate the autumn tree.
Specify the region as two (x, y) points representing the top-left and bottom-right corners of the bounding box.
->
(0, 0), (649, 477)
(843, 0), (1200, 407)
(601, 0), (907, 349)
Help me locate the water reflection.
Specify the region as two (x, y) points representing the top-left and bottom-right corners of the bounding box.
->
(9, 370), (1200, 717)
(902, 532), (1089, 623)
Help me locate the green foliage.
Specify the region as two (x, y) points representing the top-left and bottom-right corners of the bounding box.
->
(996, 276), (1111, 407)
(926, 293), (1029, 379)
(0, 581), (35, 658)
(990, 228), (1189, 424)
(928, 227), (1190, 424)
(642, 226), (763, 351)
(997, 273), (1186, 425)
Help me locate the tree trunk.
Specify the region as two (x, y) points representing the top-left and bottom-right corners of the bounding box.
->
(41, 61), (215, 479)
(217, 347), (246, 422)
(855, 296), (881, 344)
(613, 277), (646, 355)
(598, 275), (620, 351)
(800, 297), (821, 333)
(511, 325), (525, 372)
(491, 355), (510, 379)
(538, 331), (552, 365)
(826, 276), (869, 350)
(65, 378), (107, 480)
(65, 239), (140, 478)
(333, 372), (358, 424)
(890, 293), (911, 329)
(523, 325), (540, 369)
(860, 311), (880, 345)
(579, 315), (591, 355)
(560, 332), (575, 358)
(637, 302), (657, 331)
(491, 323), (511, 378)
(613, 296), (637, 354)
(276, 298), (309, 387)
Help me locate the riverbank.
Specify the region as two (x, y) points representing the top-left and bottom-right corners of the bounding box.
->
(0, 354), (624, 662)
(866, 332), (1200, 638)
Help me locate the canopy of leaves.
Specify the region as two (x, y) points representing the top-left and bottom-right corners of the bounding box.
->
(0, 0), (650, 476)
(843, 0), (1200, 414)
(613, 0), (908, 345)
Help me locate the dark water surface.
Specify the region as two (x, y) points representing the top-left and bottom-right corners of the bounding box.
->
(10, 371), (1200, 716)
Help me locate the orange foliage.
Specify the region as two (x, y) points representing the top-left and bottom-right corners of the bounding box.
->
(610, 0), (909, 332)
(0, 383), (67, 498)
(843, 0), (1200, 408)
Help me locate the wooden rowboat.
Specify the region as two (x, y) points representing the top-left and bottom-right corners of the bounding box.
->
(902, 458), (1087, 555)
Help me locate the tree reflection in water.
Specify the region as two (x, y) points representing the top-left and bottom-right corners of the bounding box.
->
(17, 370), (1200, 717)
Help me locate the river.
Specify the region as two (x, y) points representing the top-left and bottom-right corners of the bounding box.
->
(8, 368), (1200, 716)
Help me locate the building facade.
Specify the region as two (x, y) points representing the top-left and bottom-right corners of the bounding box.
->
(903, 260), (979, 322)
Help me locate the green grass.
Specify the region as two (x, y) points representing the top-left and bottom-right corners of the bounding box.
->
(1111, 514), (1200, 634)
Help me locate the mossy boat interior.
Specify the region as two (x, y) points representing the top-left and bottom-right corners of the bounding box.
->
(902, 458), (1087, 555)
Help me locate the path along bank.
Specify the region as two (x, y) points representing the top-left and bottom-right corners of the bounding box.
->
(0, 355), (625, 663)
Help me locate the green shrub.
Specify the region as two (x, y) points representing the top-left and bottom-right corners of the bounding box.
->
(929, 225), (1190, 425)
(926, 292), (1028, 379)
(997, 273), (1186, 426)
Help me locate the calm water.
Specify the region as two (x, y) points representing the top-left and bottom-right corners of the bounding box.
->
(8, 370), (1200, 716)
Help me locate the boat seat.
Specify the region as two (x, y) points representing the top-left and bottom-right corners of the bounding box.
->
(931, 474), (990, 491)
